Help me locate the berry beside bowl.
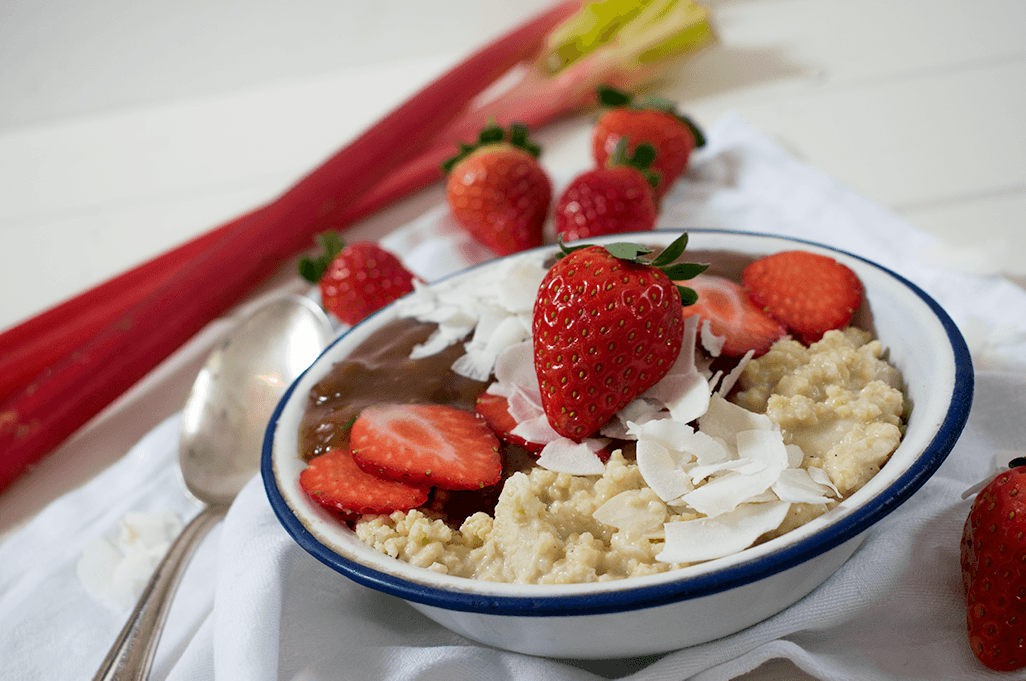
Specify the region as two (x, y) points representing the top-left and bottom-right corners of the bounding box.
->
(263, 229), (973, 659)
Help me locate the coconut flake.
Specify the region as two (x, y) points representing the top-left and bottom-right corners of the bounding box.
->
(593, 490), (667, 534)
(681, 429), (733, 465)
(536, 438), (606, 475)
(772, 468), (837, 504)
(510, 415), (561, 446)
(77, 510), (183, 609)
(687, 457), (764, 486)
(808, 466), (842, 497)
(636, 439), (694, 501)
(643, 317), (711, 424)
(657, 501), (791, 563)
(396, 250), (547, 378)
(698, 395), (774, 443)
(627, 418), (694, 450)
(700, 319), (726, 357)
(716, 350), (755, 396)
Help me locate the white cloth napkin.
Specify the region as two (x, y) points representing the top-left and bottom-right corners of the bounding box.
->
(3, 114), (1026, 681)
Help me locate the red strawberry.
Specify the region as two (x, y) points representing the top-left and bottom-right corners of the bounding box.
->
(680, 274), (787, 357)
(299, 232), (416, 326)
(742, 250), (863, 344)
(961, 459), (1026, 671)
(533, 234), (705, 440)
(475, 391), (543, 454)
(554, 140), (659, 243)
(350, 403), (502, 491)
(443, 123), (552, 256)
(592, 85), (706, 200)
(299, 448), (429, 516)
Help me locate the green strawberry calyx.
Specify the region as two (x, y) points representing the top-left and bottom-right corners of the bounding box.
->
(608, 137), (661, 189)
(298, 230), (346, 283)
(441, 122), (542, 174)
(556, 231), (708, 305)
(596, 84), (707, 148)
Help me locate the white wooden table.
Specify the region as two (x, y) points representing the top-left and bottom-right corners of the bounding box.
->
(1, 1), (1024, 678)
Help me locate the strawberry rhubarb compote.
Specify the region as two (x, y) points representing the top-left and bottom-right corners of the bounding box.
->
(297, 238), (907, 585)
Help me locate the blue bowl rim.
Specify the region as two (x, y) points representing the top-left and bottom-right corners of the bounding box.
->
(262, 228), (974, 617)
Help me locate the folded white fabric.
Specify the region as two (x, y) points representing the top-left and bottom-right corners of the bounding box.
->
(3, 114), (1025, 681)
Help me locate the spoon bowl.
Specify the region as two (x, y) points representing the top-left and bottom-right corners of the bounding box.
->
(94, 294), (333, 681)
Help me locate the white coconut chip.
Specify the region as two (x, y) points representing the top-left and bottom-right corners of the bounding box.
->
(772, 468), (838, 505)
(510, 415), (561, 447)
(680, 429), (733, 465)
(593, 490), (667, 534)
(679, 459), (785, 518)
(396, 251), (547, 378)
(77, 510), (183, 609)
(657, 501), (791, 563)
(627, 418), (695, 450)
(536, 438), (607, 475)
(642, 317), (711, 424)
(700, 319), (726, 357)
(687, 457), (765, 486)
(698, 394), (774, 442)
(602, 399), (667, 438)
(505, 386), (544, 424)
(636, 439), (694, 501)
(489, 340), (537, 391)
(716, 349), (755, 396)
(808, 466), (842, 497)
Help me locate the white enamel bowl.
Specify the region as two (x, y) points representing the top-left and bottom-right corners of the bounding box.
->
(263, 229), (973, 659)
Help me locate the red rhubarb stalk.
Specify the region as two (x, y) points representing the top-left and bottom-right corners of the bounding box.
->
(0, 0), (581, 493)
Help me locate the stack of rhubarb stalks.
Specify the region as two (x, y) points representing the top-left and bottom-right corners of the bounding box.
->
(0, 0), (714, 493)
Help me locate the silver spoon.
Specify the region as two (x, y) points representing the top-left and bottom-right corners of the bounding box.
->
(93, 294), (333, 681)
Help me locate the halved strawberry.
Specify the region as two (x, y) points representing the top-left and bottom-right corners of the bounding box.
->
(679, 274), (787, 357)
(299, 448), (429, 515)
(474, 392), (543, 454)
(351, 403), (502, 490)
(742, 251), (863, 344)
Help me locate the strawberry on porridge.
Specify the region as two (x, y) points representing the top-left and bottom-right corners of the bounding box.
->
(296, 235), (908, 584)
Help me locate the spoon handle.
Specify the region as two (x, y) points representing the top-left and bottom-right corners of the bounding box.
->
(93, 504), (228, 681)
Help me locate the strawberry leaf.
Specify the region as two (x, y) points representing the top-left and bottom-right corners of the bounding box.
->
(661, 262), (708, 281)
(442, 122), (543, 173)
(604, 242), (654, 260)
(298, 231), (346, 283)
(609, 137), (660, 188)
(596, 84), (634, 107)
(650, 232), (689, 267)
(677, 285), (699, 306)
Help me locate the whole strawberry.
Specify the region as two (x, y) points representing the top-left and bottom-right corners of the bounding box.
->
(443, 123), (552, 256)
(554, 139), (659, 243)
(742, 250), (863, 344)
(533, 234), (706, 440)
(299, 232), (416, 326)
(592, 85), (706, 200)
(961, 459), (1026, 671)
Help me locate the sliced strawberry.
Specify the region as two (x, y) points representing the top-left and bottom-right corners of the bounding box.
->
(351, 403), (502, 490)
(474, 392), (543, 454)
(299, 448), (429, 515)
(742, 251), (863, 344)
(680, 274), (787, 357)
